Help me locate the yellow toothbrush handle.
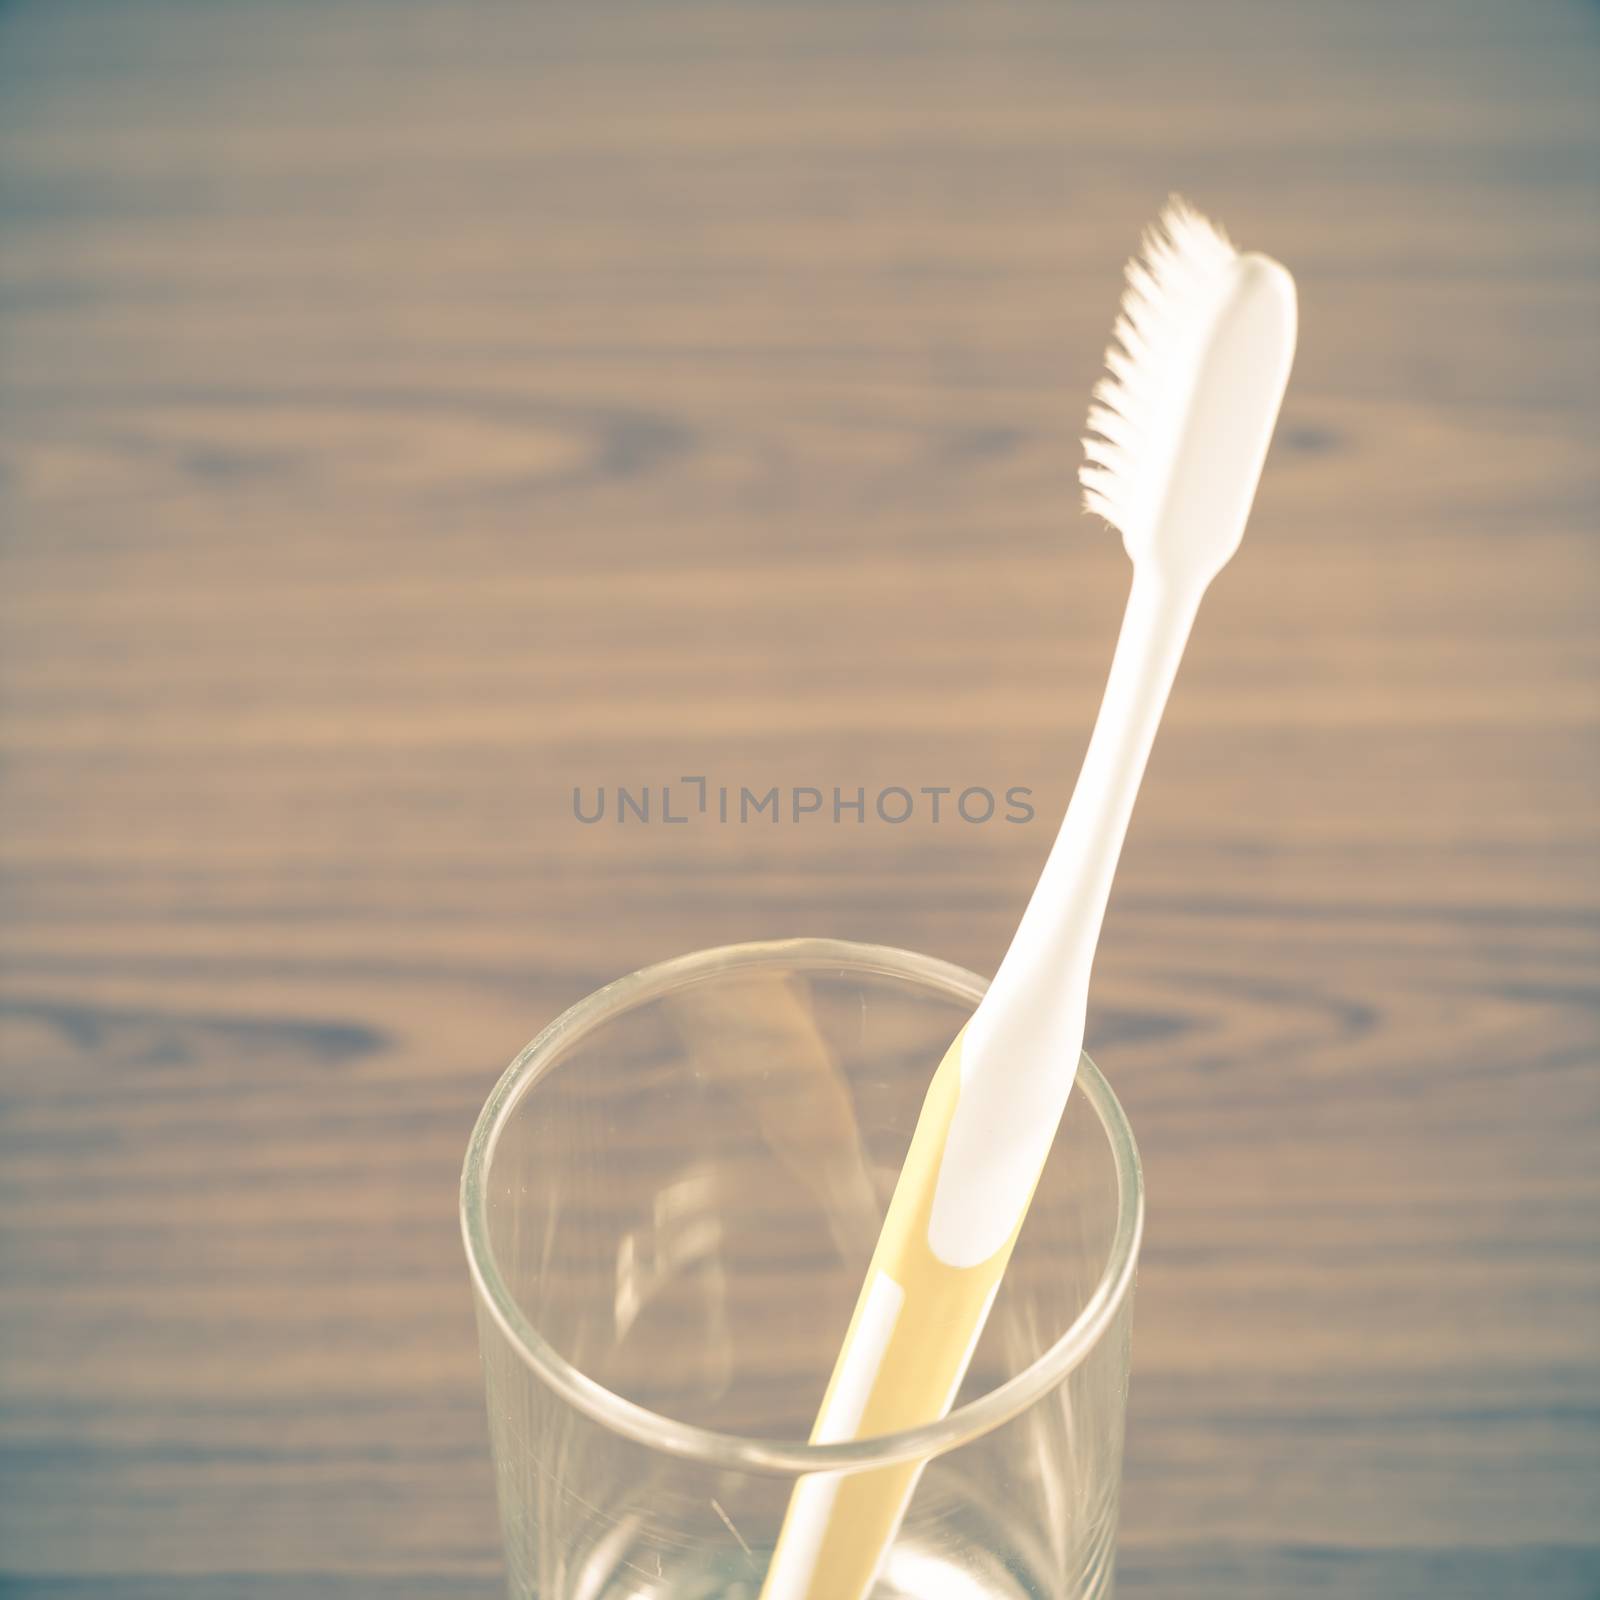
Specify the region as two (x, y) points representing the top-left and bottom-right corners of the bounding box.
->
(761, 1030), (1029, 1600)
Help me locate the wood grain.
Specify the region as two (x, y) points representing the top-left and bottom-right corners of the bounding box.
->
(1, 1), (1597, 1595)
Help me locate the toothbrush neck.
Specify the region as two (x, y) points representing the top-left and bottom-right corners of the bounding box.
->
(1002, 565), (1206, 999)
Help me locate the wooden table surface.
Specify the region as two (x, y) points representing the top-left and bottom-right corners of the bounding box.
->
(2, 2), (1597, 1596)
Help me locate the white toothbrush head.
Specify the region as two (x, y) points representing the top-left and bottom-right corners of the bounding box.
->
(1080, 198), (1297, 586)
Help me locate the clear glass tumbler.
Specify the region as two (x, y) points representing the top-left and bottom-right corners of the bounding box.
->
(461, 938), (1143, 1599)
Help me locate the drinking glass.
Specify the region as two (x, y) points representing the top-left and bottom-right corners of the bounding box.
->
(461, 938), (1143, 1598)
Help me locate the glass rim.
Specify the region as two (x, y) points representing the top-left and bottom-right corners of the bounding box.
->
(460, 937), (1144, 1475)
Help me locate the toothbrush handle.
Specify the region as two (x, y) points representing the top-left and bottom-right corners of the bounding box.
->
(763, 573), (1206, 1600)
(761, 1030), (1019, 1600)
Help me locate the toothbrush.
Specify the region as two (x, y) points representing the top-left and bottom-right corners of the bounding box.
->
(759, 199), (1297, 1600)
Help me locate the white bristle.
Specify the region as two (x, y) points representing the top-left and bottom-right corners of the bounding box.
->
(1080, 197), (1238, 553)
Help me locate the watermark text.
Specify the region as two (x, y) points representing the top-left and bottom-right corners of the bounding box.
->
(572, 777), (1035, 826)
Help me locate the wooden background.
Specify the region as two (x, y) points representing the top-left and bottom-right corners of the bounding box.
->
(1, 1), (1596, 1595)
